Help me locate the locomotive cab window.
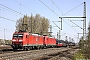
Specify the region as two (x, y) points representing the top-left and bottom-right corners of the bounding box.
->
(13, 34), (23, 38)
(13, 34), (18, 38)
(18, 34), (23, 38)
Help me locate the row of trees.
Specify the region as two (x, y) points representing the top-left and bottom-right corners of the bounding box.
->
(16, 14), (50, 35)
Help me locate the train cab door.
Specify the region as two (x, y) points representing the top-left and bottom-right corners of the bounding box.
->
(44, 36), (48, 46)
(26, 35), (29, 46)
(43, 37), (45, 45)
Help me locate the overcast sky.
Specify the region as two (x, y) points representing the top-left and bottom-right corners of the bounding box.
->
(0, 0), (90, 43)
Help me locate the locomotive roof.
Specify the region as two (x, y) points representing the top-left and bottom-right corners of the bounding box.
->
(49, 37), (54, 38)
(32, 34), (39, 36)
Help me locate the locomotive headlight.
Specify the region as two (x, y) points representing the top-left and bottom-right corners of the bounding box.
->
(60, 43), (62, 44)
(12, 40), (16, 41)
(19, 40), (22, 42)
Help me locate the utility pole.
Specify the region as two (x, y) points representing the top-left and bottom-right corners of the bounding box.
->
(52, 21), (61, 40)
(50, 25), (52, 36)
(83, 2), (86, 40)
(59, 30), (60, 40)
(0, 29), (5, 44)
(57, 32), (59, 40)
(65, 36), (68, 41)
(31, 13), (32, 33)
(3, 29), (5, 45)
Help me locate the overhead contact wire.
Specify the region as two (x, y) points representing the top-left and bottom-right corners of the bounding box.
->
(14, 0), (37, 14)
(0, 16), (16, 22)
(39, 0), (59, 17)
(62, 2), (83, 16)
(0, 4), (24, 15)
(51, 0), (63, 15)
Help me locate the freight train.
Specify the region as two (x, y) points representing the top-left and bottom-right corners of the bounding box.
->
(11, 30), (72, 50)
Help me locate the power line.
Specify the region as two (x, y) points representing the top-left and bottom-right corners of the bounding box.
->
(14, 0), (37, 14)
(51, 0), (63, 15)
(50, 1), (78, 33)
(0, 4), (24, 22)
(0, 6), (20, 16)
(39, 0), (78, 33)
(52, 1), (84, 33)
(63, 19), (78, 33)
(0, 16), (16, 22)
(62, 2), (83, 16)
(52, 21), (61, 30)
(39, 0), (59, 17)
(51, 0), (83, 16)
(0, 4), (24, 16)
(51, 0), (81, 16)
(69, 19), (83, 29)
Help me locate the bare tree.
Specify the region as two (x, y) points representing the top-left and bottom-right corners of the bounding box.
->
(15, 14), (50, 35)
(15, 18), (23, 31)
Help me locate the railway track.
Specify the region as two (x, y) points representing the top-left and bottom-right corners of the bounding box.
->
(0, 49), (13, 54)
(0, 48), (70, 60)
(37, 48), (79, 60)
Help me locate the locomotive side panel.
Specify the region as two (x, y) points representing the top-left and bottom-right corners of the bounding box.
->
(43, 36), (48, 46)
(37, 36), (44, 45)
(47, 37), (56, 47)
(23, 34), (28, 46)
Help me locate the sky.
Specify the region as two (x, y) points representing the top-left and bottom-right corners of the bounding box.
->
(0, 0), (90, 43)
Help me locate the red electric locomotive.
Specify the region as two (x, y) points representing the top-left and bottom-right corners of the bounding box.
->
(12, 31), (56, 50)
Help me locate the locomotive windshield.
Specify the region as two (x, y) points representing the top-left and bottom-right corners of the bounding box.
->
(13, 34), (23, 38)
